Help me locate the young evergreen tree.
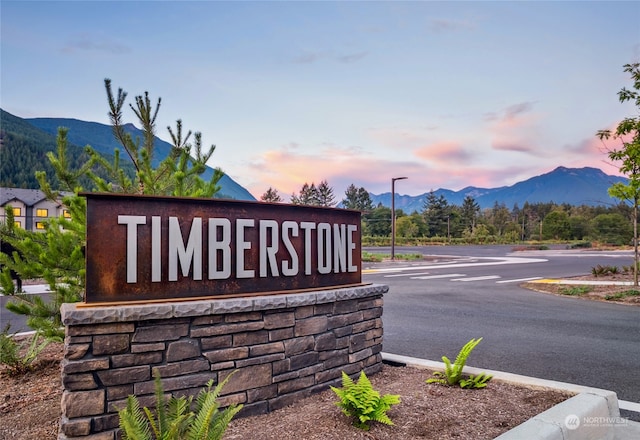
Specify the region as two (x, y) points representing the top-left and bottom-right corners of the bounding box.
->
(460, 195), (480, 233)
(291, 182), (320, 206)
(316, 180), (336, 207)
(422, 191), (450, 237)
(342, 184), (374, 211)
(0, 79), (224, 339)
(260, 187), (283, 203)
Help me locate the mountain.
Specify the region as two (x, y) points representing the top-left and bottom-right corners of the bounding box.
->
(370, 166), (628, 212)
(0, 110), (255, 200)
(0, 110), (90, 188)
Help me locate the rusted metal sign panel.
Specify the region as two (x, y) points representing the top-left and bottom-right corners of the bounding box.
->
(84, 193), (362, 303)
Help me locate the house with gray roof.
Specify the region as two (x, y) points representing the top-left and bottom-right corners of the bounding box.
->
(0, 187), (71, 231)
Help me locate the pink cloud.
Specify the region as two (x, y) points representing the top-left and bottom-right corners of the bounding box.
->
(487, 102), (542, 154)
(413, 141), (474, 163)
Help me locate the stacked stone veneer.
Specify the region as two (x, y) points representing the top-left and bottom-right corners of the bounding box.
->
(59, 283), (388, 439)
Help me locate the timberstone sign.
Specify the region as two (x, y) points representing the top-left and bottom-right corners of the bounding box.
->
(59, 194), (387, 439)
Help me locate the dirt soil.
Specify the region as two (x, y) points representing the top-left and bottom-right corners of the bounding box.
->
(1, 272), (635, 440)
(0, 340), (572, 440)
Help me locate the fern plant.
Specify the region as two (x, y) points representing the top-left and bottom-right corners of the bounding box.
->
(330, 371), (400, 431)
(426, 337), (492, 389)
(118, 370), (242, 440)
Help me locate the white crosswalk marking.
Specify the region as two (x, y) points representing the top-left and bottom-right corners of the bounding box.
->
(451, 275), (501, 282)
(410, 274), (466, 280)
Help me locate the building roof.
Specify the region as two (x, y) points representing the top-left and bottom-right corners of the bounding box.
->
(0, 188), (71, 207)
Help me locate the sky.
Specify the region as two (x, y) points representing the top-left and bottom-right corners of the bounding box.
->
(2, 1), (640, 201)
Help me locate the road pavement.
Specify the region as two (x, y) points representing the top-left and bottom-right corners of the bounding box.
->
(363, 245), (640, 420)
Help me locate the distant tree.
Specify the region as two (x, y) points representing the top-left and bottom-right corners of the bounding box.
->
(422, 191), (450, 237)
(490, 202), (512, 236)
(342, 184), (374, 211)
(597, 62), (640, 285)
(590, 213), (633, 245)
(316, 180), (336, 207)
(291, 182), (320, 206)
(569, 215), (590, 240)
(542, 210), (571, 240)
(261, 187), (283, 203)
(460, 196), (480, 233)
(366, 205), (392, 237)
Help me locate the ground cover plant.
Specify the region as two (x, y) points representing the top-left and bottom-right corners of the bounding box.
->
(331, 371), (400, 430)
(118, 371), (241, 440)
(426, 337), (493, 389)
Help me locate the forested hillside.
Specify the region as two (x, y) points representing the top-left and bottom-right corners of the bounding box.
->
(1, 110), (255, 200)
(0, 109), (87, 188)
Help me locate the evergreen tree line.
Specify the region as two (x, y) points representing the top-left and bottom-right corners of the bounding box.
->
(262, 184), (635, 245)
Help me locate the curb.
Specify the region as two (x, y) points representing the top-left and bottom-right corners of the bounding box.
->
(381, 352), (640, 440)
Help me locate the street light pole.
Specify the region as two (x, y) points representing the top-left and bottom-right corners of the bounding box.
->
(391, 176), (408, 260)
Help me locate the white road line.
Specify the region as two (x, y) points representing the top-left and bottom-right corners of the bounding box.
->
(496, 277), (543, 284)
(385, 271), (433, 278)
(451, 275), (501, 282)
(411, 274), (466, 280)
(363, 256), (548, 274)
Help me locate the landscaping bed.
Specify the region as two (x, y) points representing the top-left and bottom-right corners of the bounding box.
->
(0, 340), (572, 440)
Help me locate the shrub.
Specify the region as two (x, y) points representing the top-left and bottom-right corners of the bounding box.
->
(426, 337), (492, 389)
(591, 264), (620, 277)
(331, 371), (400, 431)
(118, 370), (242, 440)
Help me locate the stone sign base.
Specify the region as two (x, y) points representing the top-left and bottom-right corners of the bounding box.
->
(59, 284), (388, 439)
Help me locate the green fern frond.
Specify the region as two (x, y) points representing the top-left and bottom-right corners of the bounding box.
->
(460, 372), (493, 389)
(118, 372), (241, 440)
(331, 371), (400, 430)
(187, 373), (243, 440)
(152, 370), (168, 435)
(119, 395), (151, 440)
(426, 337), (491, 389)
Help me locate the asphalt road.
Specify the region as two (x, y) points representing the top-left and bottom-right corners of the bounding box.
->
(363, 245), (640, 415)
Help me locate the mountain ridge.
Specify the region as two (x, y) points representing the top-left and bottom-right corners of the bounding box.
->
(370, 166), (627, 212)
(20, 113), (256, 201)
(2, 110), (626, 209)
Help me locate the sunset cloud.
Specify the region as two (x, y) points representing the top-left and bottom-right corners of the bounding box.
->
(414, 141), (474, 163)
(487, 102), (542, 155)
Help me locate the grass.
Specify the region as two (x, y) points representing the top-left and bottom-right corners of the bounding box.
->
(558, 286), (594, 296)
(604, 290), (640, 301)
(362, 252), (423, 262)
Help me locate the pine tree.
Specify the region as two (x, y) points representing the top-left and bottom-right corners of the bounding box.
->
(316, 180), (336, 207)
(342, 184), (373, 211)
(422, 191), (450, 237)
(291, 182), (320, 206)
(260, 187), (283, 203)
(0, 79), (224, 339)
(460, 195), (480, 233)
